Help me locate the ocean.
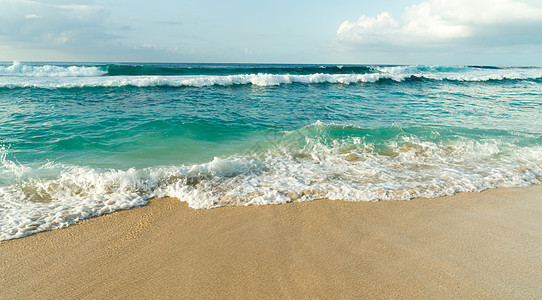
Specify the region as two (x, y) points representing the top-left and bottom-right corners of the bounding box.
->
(1, 61), (541, 241)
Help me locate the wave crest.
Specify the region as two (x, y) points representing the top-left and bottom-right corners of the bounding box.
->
(1, 71), (541, 88)
(0, 61), (106, 77)
(1, 63), (541, 88)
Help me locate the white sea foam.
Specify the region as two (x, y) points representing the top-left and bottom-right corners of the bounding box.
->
(0, 65), (541, 88)
(0, 73), (386, 88)
(1, 126), (541, 241)
(375, 65), (542, 81)
(0, 61), (106, 77)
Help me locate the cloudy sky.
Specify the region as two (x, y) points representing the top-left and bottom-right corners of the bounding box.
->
(1, 0), (541, 65)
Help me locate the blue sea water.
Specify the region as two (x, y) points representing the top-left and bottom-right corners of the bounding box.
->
(1, 61), (541, 240)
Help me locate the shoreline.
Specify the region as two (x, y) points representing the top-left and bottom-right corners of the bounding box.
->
(1, 185), (542, 298)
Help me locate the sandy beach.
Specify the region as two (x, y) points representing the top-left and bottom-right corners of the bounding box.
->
(1, 185), (541, 299)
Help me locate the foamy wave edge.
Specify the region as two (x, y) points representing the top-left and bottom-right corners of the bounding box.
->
(0, 61), (106, 77)
(1, 128), (541, 241)
(1, 72), (542, 88)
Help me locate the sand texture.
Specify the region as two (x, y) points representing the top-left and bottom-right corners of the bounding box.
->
(1, 185), (542, 299)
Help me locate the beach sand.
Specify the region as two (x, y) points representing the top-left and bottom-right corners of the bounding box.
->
(1, 185), (541, 299)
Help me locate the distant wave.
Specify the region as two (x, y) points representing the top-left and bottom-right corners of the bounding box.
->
(0, 61), (106, 77)
(104, 64), (374, 76)
(1, 62), (541, 87)
(1, 72), (541, 88)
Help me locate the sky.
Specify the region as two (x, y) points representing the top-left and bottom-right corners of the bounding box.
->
(1, 0), (541, 65)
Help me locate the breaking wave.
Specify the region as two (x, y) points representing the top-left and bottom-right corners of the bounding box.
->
(0, 61), (106, 77)
(0, 62), (541, 88)
(1, 72), (541, 89)
(1, 123), (541, 241)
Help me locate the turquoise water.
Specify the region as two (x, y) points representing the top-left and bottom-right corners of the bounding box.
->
(1, 62), (541, 240)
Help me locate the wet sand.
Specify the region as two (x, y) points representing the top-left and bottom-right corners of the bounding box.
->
(1, 185), (541, 299)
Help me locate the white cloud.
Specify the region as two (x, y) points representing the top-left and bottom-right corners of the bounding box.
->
(337, 12), (402, 45)
(0, 0), (120, 57)
(0, 0), (184, 61)
(25, 14), (41, 19)
(336, 0), (542, 47)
